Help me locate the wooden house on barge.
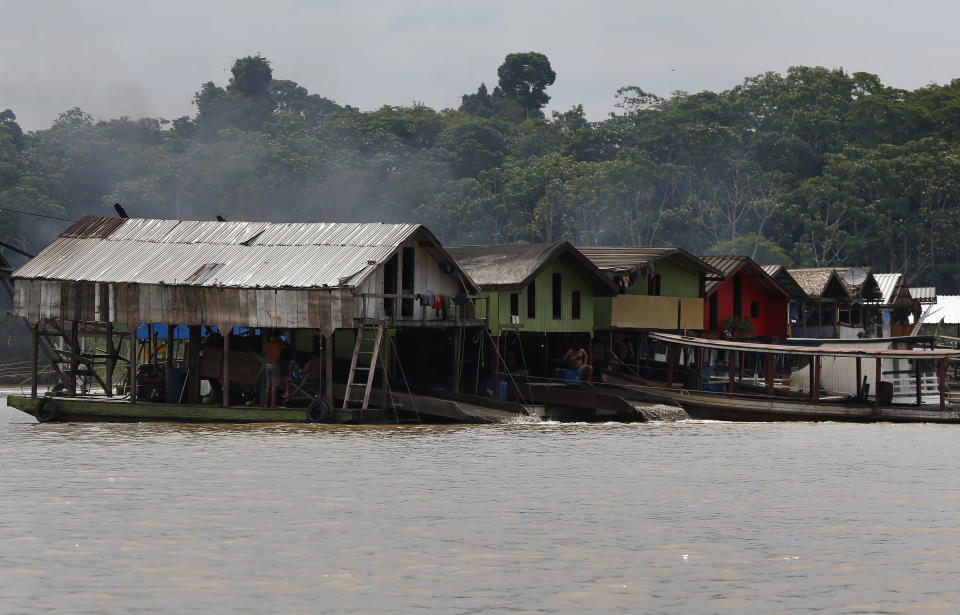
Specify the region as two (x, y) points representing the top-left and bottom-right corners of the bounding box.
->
(8, 216), (493, 424)
(446, 242), (617, 391)
(576, 246), (722, 374)
(700, 256), (790, 341)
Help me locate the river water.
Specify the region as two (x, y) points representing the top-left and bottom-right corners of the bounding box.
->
(2, 389), (960, 614)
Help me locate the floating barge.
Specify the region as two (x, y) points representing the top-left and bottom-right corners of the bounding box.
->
(603, 332), (960, 422)
(5, 216), (534, 424)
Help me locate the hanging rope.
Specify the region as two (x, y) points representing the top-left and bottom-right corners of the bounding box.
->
(386, 329), (421, 423)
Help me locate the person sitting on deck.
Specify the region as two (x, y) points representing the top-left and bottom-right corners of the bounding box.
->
(265, 331), (284, 408)
(285, 353), (316, 397)
(563, 343), (593, 386)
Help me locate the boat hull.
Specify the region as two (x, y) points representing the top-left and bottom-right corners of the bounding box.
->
(5, 392), (527, 424)
(6, 395), (341, 423)
(602, 373), (960, 423)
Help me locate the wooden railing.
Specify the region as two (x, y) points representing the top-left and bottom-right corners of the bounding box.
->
(357, 293), (489, 327)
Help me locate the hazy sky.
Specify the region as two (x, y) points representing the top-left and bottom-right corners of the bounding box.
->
(2, 0), (955, 131)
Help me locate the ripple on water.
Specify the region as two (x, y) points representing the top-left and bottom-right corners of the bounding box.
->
(2, 393), (960, 613)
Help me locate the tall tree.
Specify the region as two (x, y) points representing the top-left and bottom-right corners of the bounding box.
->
(497, 52), (556, 120)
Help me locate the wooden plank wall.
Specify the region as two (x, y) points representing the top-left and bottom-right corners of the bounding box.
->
(13, 279), (352, 333)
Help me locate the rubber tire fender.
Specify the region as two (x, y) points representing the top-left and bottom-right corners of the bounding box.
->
(36, 397), (59, 423)
(306, 398), (333, 423)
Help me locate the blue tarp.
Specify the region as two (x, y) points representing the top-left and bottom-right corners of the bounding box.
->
(136, 324), (260, 340)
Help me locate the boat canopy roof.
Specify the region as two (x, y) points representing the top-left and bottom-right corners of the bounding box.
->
(649, 332), (960, 360)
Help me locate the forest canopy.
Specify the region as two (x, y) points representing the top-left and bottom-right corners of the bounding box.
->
(4, 53), (960, 291)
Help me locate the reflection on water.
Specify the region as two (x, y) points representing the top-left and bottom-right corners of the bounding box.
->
(2, 391), (960, 614)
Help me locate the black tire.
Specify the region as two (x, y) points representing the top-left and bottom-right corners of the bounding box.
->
(306, 399), (333, 423)
(36, 397), (59, 423)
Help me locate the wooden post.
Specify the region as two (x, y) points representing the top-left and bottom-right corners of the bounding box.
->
(166, 324), (174, 369)
(814, 356), (821, 400)
(666, 344), (675, 388)
(765, 352), (774, 397)
(855, 356), (862, 399)
(635, 332), (641, 375)
(728, 350), (736, 393)
(451, 328), (462, 392)
(809, 355), (816, 400)
(129, 330), (138, 404)
(105, 322), (114, 397)
(544, 332), (549, 376)
(221, 327), (231, 408)
(186, 325), (202, 404)
(150, 324), (157, 365)
(802, 301), (808, 337)
(697, 346), (704, 389)
(492, 335), (501, 399)
(939, 358), (946, 411)
(324, 333), (333, 407)
(69, 320), (79, 396)
(31, 322), (39, 399)
(875, 357), (882, 409)
(915, 359), (923, 406)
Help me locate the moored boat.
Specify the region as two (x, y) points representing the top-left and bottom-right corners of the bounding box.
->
(602, 332), (960, 423)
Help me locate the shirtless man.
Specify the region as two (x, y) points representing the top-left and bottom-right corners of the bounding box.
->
(563, 343), (593, 386)
(265, 331), (284, 407)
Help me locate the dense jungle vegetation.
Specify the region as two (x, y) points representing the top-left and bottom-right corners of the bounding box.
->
(4, 52), (960, 292)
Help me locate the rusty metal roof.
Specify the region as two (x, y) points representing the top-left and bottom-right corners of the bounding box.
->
(575, 246), (722, 277)
(446, 242), (617, 294)
(13, 216), (466, 290)
(700, 255), (788, 298)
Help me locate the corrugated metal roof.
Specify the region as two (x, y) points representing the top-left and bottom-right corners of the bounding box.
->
(446, 242), (618, 294)
(909, 287), (937, 304)
(917, 295), (960, 326)
(700, 256), (787, 297)
(575, 246), (721, 276)
(872, 273), (902, 305)
(13, 216), (446, 289)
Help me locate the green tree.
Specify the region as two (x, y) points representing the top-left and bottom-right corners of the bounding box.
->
(497, 52), (556, 120)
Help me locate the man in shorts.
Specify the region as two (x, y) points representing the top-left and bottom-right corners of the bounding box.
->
(563, 342), (593, 386)
(265, 331), (284, 407)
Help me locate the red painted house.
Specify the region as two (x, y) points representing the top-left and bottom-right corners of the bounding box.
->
(700, 256), (790, 340)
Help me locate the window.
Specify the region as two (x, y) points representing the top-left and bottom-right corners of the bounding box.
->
(647, 274), (662, 296)
(527, 281), (536, 318)
(572, 291), (581, 320)
(750, 300), (760, 318)
(552, 273), (562, 319)
(383, 253), (398, 317)
(510, 293), (519, 317)
(401, 246), (414, 317)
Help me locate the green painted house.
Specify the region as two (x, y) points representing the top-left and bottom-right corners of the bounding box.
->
(577, 247), (721, 332)
(447, 243), (618, 337)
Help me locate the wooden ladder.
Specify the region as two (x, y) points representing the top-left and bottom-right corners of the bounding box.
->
(343, 323), (384, 410)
